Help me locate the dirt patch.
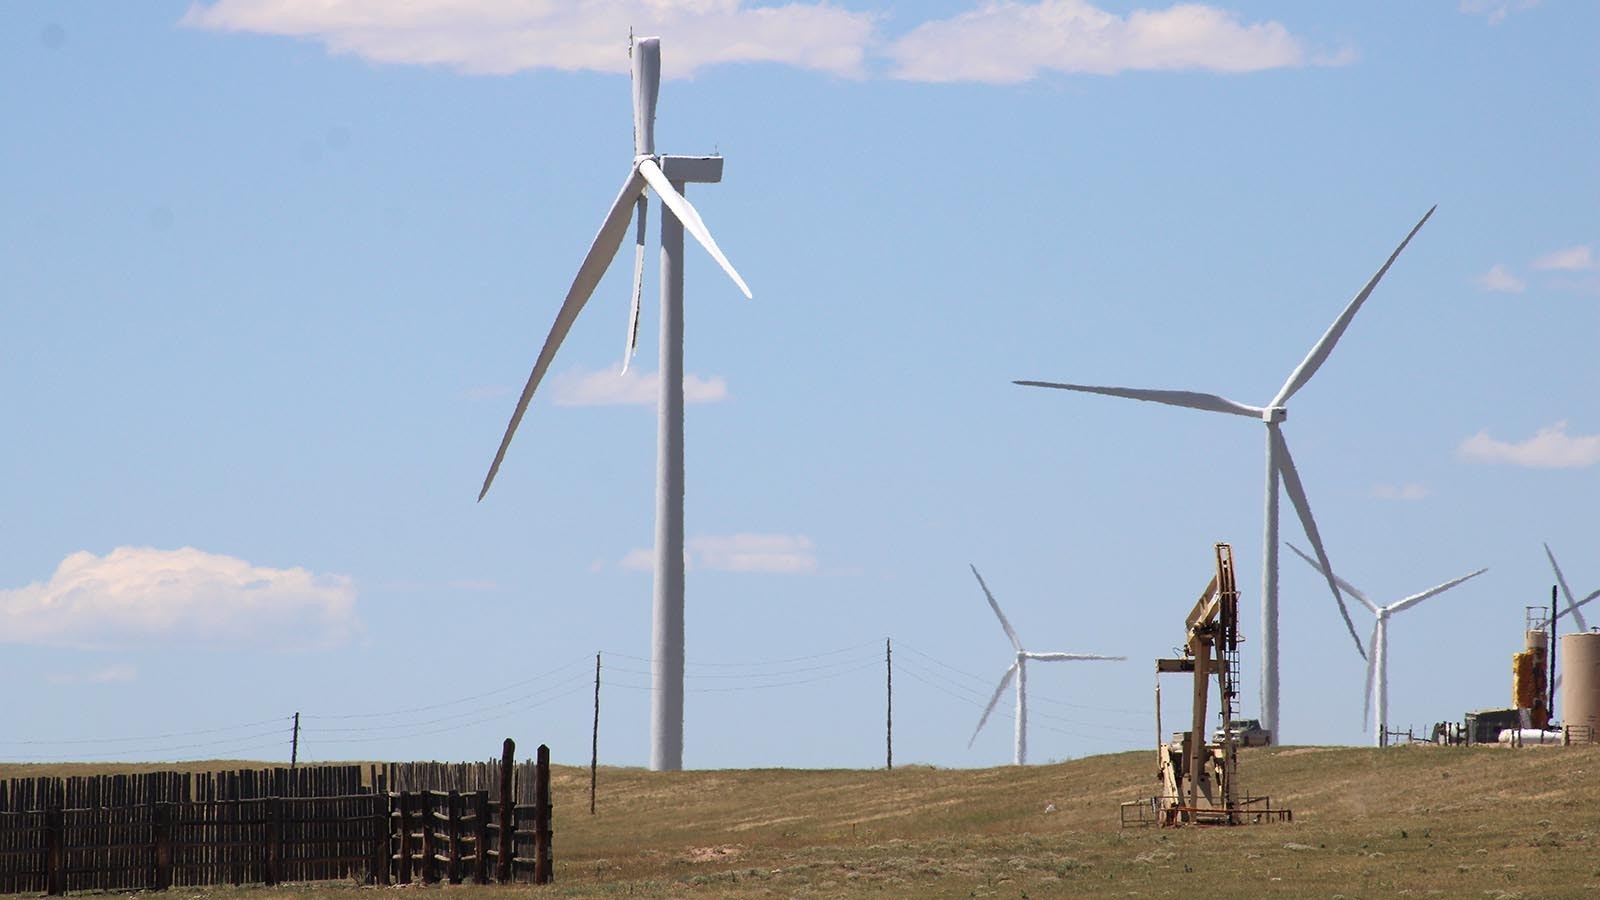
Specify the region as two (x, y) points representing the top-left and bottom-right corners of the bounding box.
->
(684, 845), (743, 863)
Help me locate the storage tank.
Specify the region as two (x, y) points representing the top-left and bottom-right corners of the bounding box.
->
(1561, 632), (1600, 743)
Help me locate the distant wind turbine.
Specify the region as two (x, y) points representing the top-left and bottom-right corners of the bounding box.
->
(1545, 543), (1600, 632)
(477, 36), (752, 772)
(1288, 544), (1485, 746)
(1014, 206), (1436, 741)
(968, 565), (1124, 765)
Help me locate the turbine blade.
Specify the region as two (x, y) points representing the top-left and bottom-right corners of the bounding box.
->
(971, 564), (1022, 652)
(1273, 428), (1365, 658)
(1387, 568), (1488, 614)
(637, 157), (753, 299)
(1546, 543), (1590, 632)
(1012, 381), (1262, 418)
(1285, 541), (1378, 613)
(1272, 205), (1436, 407)
(631, 37), (660, 157)
(1558, 588), (1600, 622)
(1363, 618), (1380, 730)
(968, 663), (1018, 748)
(621, 194), (647, 373)
(1025, 652), (1126, 662)
(478, 165), (647, 501)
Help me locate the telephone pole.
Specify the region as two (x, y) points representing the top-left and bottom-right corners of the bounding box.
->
(886, 638), (893, 770)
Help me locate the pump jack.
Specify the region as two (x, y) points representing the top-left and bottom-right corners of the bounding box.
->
(1121, 543), (1292, 826)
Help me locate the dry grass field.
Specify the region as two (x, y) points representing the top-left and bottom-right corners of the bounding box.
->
(8, 743), (1600, 898)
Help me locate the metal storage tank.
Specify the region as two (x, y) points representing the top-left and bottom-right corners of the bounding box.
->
(1561, 632), (1600, 743)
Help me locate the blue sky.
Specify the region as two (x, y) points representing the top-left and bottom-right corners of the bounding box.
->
(1, 1), (1595, 769)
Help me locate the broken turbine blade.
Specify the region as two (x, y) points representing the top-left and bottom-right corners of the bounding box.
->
(479, 164), (648, 501)
(622, 194), (648, 373)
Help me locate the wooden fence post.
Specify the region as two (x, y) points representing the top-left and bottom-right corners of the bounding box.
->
(497, 739), (514, 883)
(446, 790), (462, 884)
(534, 745), (552, 885)
(153, 803), (173, 891)
(264, 798), (282, 887)
(395, 793), (412, 885)
(45, 806), (64, 896)
(420, 792), (437, 884)
(472, 790), (489, 884)
(371, 793), (390, 886)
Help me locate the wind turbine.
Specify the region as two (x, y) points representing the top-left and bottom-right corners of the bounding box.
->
(477, 37), (752, 772)
(1287, 544), (1486, 746)
(1014, 206), (1436, 742)
(1545, 543), (1600, 632)
(967, 565), (1124, 765)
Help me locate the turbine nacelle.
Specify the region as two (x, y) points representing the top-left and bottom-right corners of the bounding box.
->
(1262, 406), (1287, 424)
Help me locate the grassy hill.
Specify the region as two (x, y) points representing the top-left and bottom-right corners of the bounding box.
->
(7, 744), (1600, 897)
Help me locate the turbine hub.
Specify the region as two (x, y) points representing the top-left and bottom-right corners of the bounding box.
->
(1262, 406), (1287, 424)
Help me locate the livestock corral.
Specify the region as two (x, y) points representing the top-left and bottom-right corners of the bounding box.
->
(0, 742), (551, 894)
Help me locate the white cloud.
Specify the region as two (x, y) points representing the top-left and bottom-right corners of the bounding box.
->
(1474, 263), (1525, 294)
(0, 547), (359, 650)
(46, 665), (139, 686)
(553, 368), (727, 407)
(1459, 421), (1600, 469)
(1459, 0), (1539, 26)
(1531, 244), (1595, 272)
(180, 0), (876, 78)
(1370, 483), (1429, 501)
(885, 1), (1319, 84)
(621, 533), (817, 574)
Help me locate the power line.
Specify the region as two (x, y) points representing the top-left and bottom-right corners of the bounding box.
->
(301, 653), (593, 721)
(0, 716), (292, 747)
(602, 652), (882, 681)
(602, 639), (882, 669)
(302, 673), (591, 735)
(301, 685), (590, 746)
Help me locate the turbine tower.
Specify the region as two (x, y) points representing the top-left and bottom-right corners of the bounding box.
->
(1014, 207), (1435, 742)
(1545, 543), (1599, 632)
(478, 37), (752, 771)
(967, 565), (1124, 765)
(1288, 544), (1485, 746)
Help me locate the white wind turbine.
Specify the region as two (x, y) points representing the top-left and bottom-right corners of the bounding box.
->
(967, 565), (1124, 765)
(477, 37), (752, 772)
(1014, 207), (1436, 741)
(1545, 543), (1600, 632)
(1288, 544), (1485, 746)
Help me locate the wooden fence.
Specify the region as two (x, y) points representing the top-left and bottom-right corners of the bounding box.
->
(0, 742), (552, 893)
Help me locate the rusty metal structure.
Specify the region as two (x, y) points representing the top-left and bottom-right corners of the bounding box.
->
(1121, 543), (1291, 827)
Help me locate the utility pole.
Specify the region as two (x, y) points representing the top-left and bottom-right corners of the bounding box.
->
(1551, 585), (1559, 724)
(885, 638), (893, 771)
(591, 652), (601, 814)
(290, 712), (300, 771)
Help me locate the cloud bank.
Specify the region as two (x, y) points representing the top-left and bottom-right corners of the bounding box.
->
(621, 533), (818, 574)
(886, 1), (1318, 83)
(1531, 244), (1595, 272)
(180, 0), (875, 78)
(553, 368), (728, 407)
(181, 0), (1325, 83)
(0, 547), (359, 650)
(1459, 421), (1600, 469)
